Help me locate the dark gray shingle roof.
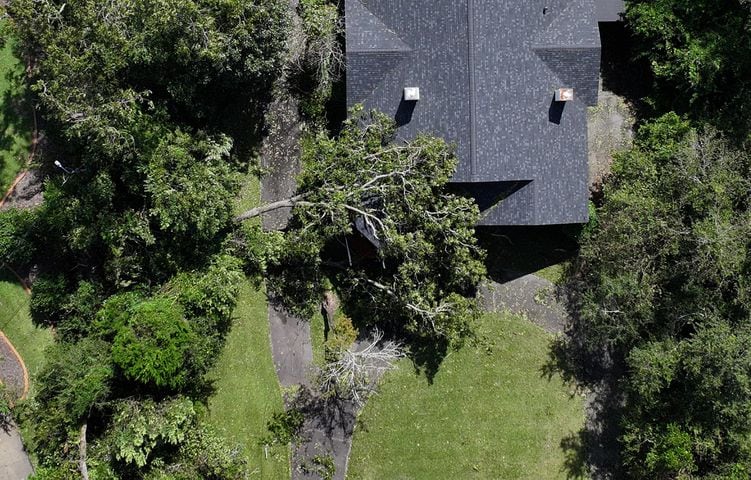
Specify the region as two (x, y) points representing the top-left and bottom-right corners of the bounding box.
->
(596, 0), (625, 22)
(346, 0), (601, 225)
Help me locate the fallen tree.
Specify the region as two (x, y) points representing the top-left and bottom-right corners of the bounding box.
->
(237, 107), (487, 345)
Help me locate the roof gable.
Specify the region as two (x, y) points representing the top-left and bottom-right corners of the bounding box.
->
(345, 0), (413, 102)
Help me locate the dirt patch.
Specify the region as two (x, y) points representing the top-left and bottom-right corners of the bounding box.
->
(587, 80), (635, 191)
(480, 275), (567, 334)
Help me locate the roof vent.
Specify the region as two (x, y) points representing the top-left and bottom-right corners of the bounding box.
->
(403, 87), (420, 101)
(555, 88), (574, 102)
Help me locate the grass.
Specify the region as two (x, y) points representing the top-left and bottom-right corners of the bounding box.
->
(0, 270), (54, 384)
(310, 310), (326, 365)
(0, 22), (32, 193)
(206, 172), (290, 478)
(206, 282), (290, 478)
(347, 311), (586, 480)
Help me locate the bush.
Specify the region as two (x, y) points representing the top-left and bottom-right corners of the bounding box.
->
(112, 297), (195, 390)
(324, 314), (359, 362)
(263, 408), (305, 446)
(23, 338), (113, 462)
(29, 274), (68, 327)
(0, 208), (36, 266)
(644, 424), (696, 477)
(167, 254), (244, 335)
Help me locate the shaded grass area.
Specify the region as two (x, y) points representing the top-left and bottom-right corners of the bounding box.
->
(207, 173), (290, 477)
(310, 310), (325, 366)
(0, 270), (53, 384)
(348, 311), (586, 480)
(0, 23), (32, 193)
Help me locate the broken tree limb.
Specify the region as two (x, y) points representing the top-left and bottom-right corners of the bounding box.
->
(233, 194), (311, 222)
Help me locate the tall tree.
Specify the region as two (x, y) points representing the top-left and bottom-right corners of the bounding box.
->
(3, 0), (286, 476)
(627, 0), (751, 135)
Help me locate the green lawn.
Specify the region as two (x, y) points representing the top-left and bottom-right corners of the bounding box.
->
(207, 282), (290, 478)
(0, 270), (54, 385)
(0, 22), (32, 193)
(206, 173), (290, 478)
(347, 311), (586, 480)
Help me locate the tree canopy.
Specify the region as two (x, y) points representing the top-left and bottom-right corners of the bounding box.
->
(559, 113), (751, 478)
(2, 0), (287, 476)
(626, 0), (751, 135)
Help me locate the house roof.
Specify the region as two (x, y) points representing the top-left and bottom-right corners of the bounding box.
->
(345, 0), (602, 225)
(597, 0), (625, 22)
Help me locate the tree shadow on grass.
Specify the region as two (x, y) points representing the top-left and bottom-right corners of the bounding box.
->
(541, 285), (627, 480)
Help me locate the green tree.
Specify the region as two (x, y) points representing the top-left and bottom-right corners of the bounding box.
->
(23, 339), (113, 464)
(557, 114), (751, 477)
(626, 0), (751, 134)
(4, 0), (288, 476)
(103, 397), (246, 478)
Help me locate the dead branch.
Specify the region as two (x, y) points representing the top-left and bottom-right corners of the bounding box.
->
(317, 329), (404, 408)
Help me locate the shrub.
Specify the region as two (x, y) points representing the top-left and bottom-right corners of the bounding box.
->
(29, 274), (68, 327)
(263, 408), (305, 446)
(111, 297), (195, 389)
(324, 314), (358, 362)
(0, 208), (36, 266)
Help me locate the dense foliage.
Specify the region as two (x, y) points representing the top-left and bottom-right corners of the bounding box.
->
(554, 3), (751, 478)
(562, 114), (751, 478)
(2, 0), (287, 476)
(626, 0), (751, 135)
(294, 0), (343, 125)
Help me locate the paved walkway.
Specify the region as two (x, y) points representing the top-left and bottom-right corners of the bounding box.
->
(258, 0), (355, 477)
(0, 333), (27, 399)
(268, 303), (313, 388)
(0, 332), (33, 479)
(0, 427), (33, 480)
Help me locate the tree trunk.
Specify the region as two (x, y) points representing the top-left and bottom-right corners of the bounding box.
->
(79, 423), (89, 480)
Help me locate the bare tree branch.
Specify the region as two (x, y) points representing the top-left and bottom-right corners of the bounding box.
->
(317, 329), (404, 408)
(233, 194), (311, 222)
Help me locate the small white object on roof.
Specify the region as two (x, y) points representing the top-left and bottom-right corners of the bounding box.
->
(403, 87), (420, 101)
(555, 88), (574, 102)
